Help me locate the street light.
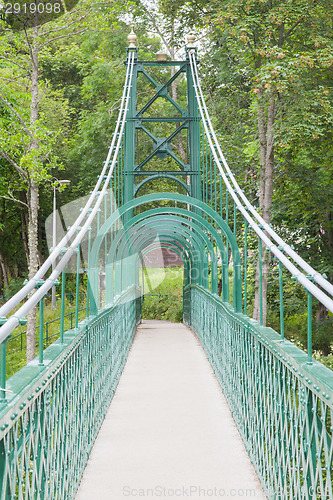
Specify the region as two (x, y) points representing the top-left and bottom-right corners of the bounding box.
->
(51, 179), (71, 309)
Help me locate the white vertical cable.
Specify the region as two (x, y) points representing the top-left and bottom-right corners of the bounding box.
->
(0, 51), (136, 343)
(188, 50), (333, 313)
(0, 51), (135, 320)
(190, 52), (333, 297)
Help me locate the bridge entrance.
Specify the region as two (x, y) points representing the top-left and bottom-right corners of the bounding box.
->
(0, 28), (332, 500)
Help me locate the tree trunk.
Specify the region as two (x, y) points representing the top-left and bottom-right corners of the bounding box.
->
(0, 249), (9, 291)
(26, 26), (39, 363)
(253, 93), (275, 325)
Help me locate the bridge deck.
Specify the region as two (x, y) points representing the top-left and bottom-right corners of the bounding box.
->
(75, 320), (266, 499)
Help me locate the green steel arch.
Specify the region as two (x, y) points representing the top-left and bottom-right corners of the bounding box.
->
(104, 219), (211, 302)
(104, 230), (195, 305)
(127, 206), (229, 296)
(113, 217), (213, 289)
(134, 174), (190, 197)
(89, 193), (242, 313)
(106, 209), (228, 296)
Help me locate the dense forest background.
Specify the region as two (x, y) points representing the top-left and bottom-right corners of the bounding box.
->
(0, 0), (332, 350)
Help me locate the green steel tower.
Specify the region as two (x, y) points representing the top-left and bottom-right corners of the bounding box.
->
(123, 28), (202, 218)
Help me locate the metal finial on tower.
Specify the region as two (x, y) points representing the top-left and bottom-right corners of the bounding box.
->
(187, 32), (196, 48)
(128, 24), (137, 48)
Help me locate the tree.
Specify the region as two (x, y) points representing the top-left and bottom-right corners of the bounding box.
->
(175, 0), (333, 323)
(0, 1), (95, 361)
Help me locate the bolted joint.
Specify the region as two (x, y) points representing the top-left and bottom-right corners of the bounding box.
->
(46, 278), (60, 287)
(12, 315), (27, 326)
(35, 280), (45, 289)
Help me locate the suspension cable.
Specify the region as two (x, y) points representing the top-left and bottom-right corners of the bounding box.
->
(0, 50), (136, 344)
(190, 51), (333, 298)
(188, 50), (333, 314)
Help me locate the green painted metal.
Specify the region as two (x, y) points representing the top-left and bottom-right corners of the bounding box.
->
(104, 208), (225, 293)
(39, 296), (44, 366)
(0, 287), (140, 499)
(89, 192), (242, 313)
(86, 227), (92, 319)
(244, 217), (248, 316)
(116, 218), (213, 289)
(123, 49), (201, 204)
(184, 284), (333, 500)
(258, 237), (263, 326)
(75, 245), (80, 329)
(105, 222), (207, 305)
(126, 205), (229, 274)
(0, 40), (332, 500)
(278, 260), (285, 340)
(60, 270), (66, 343)
(134, 173), (190, 196)
(0, 342), (7, 402)
(307, 288), (313, 365)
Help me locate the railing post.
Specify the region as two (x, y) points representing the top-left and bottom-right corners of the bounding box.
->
(234, 201), (237, 236)
(0, 340), (7, 403)
(60, 270), (66, 343)
(86, 226), (92, 319)
(39, 296), (44, 366)
(258, 237), (263, 326)
(278, 258), (285, 340)
(306, 277), (314, 364)
(75, 244), (81, 328)
(244, 216), (248, 315)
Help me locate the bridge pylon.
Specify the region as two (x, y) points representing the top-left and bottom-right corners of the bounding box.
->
(122, 29), (202, 222)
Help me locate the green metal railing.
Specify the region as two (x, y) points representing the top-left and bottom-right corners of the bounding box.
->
(184, 284), (333, 500)
(7, 306), (86, 355)
(0, 35), (332, 500)
(0, 286), (140, 499)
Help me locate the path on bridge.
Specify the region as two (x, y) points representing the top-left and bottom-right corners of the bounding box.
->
(75, 320), (266, 500)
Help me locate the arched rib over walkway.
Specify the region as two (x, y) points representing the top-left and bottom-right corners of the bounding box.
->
(89, 193), (242, 314)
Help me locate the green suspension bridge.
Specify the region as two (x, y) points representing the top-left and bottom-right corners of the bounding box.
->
(0, 29), (333, 499)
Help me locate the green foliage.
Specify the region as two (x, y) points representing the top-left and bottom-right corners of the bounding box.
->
(3, 277), (27, 297)
(141, 267), (184, 322)
(4, 293), (86, 378)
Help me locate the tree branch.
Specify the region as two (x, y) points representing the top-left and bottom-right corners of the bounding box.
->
(0, 150), (28, 181)
(39, 29), (88, 49)
(0, 77), (30, 92)
(0, 56), (29, 73)
(285, 18), (304, 39)
(0, 194), (28, 208)
(138, 3), (171, 55)
(0, 95), (33, 140)
(40, 8), (92, 37)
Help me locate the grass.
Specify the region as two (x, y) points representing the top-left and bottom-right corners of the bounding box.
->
(3, 295), (87, 379)
(140, 266), (184, 322)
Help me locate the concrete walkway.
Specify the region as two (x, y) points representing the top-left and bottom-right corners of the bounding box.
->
(75, 320), (266, 500)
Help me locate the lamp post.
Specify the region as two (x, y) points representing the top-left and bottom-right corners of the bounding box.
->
(52, 179), (71, 309)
